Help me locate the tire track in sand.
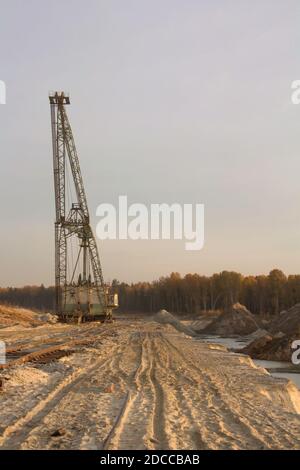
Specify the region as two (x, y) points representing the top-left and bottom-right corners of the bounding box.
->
(151, 333), (207, 450)
(162, 334), (267, 449)
(0, 350), (116, 450)
(105, 332), (169, 450)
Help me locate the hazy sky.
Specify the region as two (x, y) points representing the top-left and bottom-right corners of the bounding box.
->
(1, 0), (300, 286)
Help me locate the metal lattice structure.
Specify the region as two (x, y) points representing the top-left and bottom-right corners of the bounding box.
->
(49, 92), (117, 322)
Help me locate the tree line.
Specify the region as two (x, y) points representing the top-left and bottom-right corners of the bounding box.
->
(1, 269), (299, 316)
(0, 285), (55, 312)
(113, 269), (300, 315)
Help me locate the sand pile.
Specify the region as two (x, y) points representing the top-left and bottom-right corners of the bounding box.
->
(269, 304), (300, 335)
(239, 333), (275, 358)
(37, 312), (58, 324)
(201, 303), (259, 336)
(239, 303), (300, 361)
(190, 311), (221, 332)
(240, 328), (300, 362)
(242, 328), (270, 343)
(0, 305), (45, 328)
(154, 310), (197, 337)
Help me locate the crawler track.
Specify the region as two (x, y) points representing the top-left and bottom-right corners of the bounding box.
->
(1, 323), (120, 369)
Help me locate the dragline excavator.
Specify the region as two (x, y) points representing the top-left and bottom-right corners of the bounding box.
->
(49, 91), (118, 322)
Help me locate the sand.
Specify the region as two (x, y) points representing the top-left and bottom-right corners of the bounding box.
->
(0, 317), (300, 450)
(154, 310), (197, 337)
(0, 305), (57, 329)
(200, 303), (259, 336)
(269, 304), (300, 335)
(241, 330), (300, 362)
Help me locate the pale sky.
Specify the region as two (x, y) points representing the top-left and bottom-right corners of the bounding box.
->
(1, 0), (300, 286)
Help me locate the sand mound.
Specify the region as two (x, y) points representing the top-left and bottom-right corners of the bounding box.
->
(241, 303), (300, 360)
(36, 312), (58, 324)
(243, 328), (270, 342)
(154, 310), (197, 337)
(202, 303), (259, 336)
(190, 311), (222, 333)
(269, 304), (300, 335)
(0, 305), (45, 328)
(241, 328), (300, 362)
(240, 333), (274, 358)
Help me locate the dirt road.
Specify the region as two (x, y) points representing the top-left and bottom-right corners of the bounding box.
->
(0, 319), (300, 450)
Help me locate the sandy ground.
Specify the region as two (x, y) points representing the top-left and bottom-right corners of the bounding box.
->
(0, 318), (300, 450)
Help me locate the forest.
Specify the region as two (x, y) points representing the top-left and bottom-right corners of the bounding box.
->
(1, 269), (300, 316)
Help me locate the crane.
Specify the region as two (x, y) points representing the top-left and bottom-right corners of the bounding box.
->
(49, 91), (118, 322)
